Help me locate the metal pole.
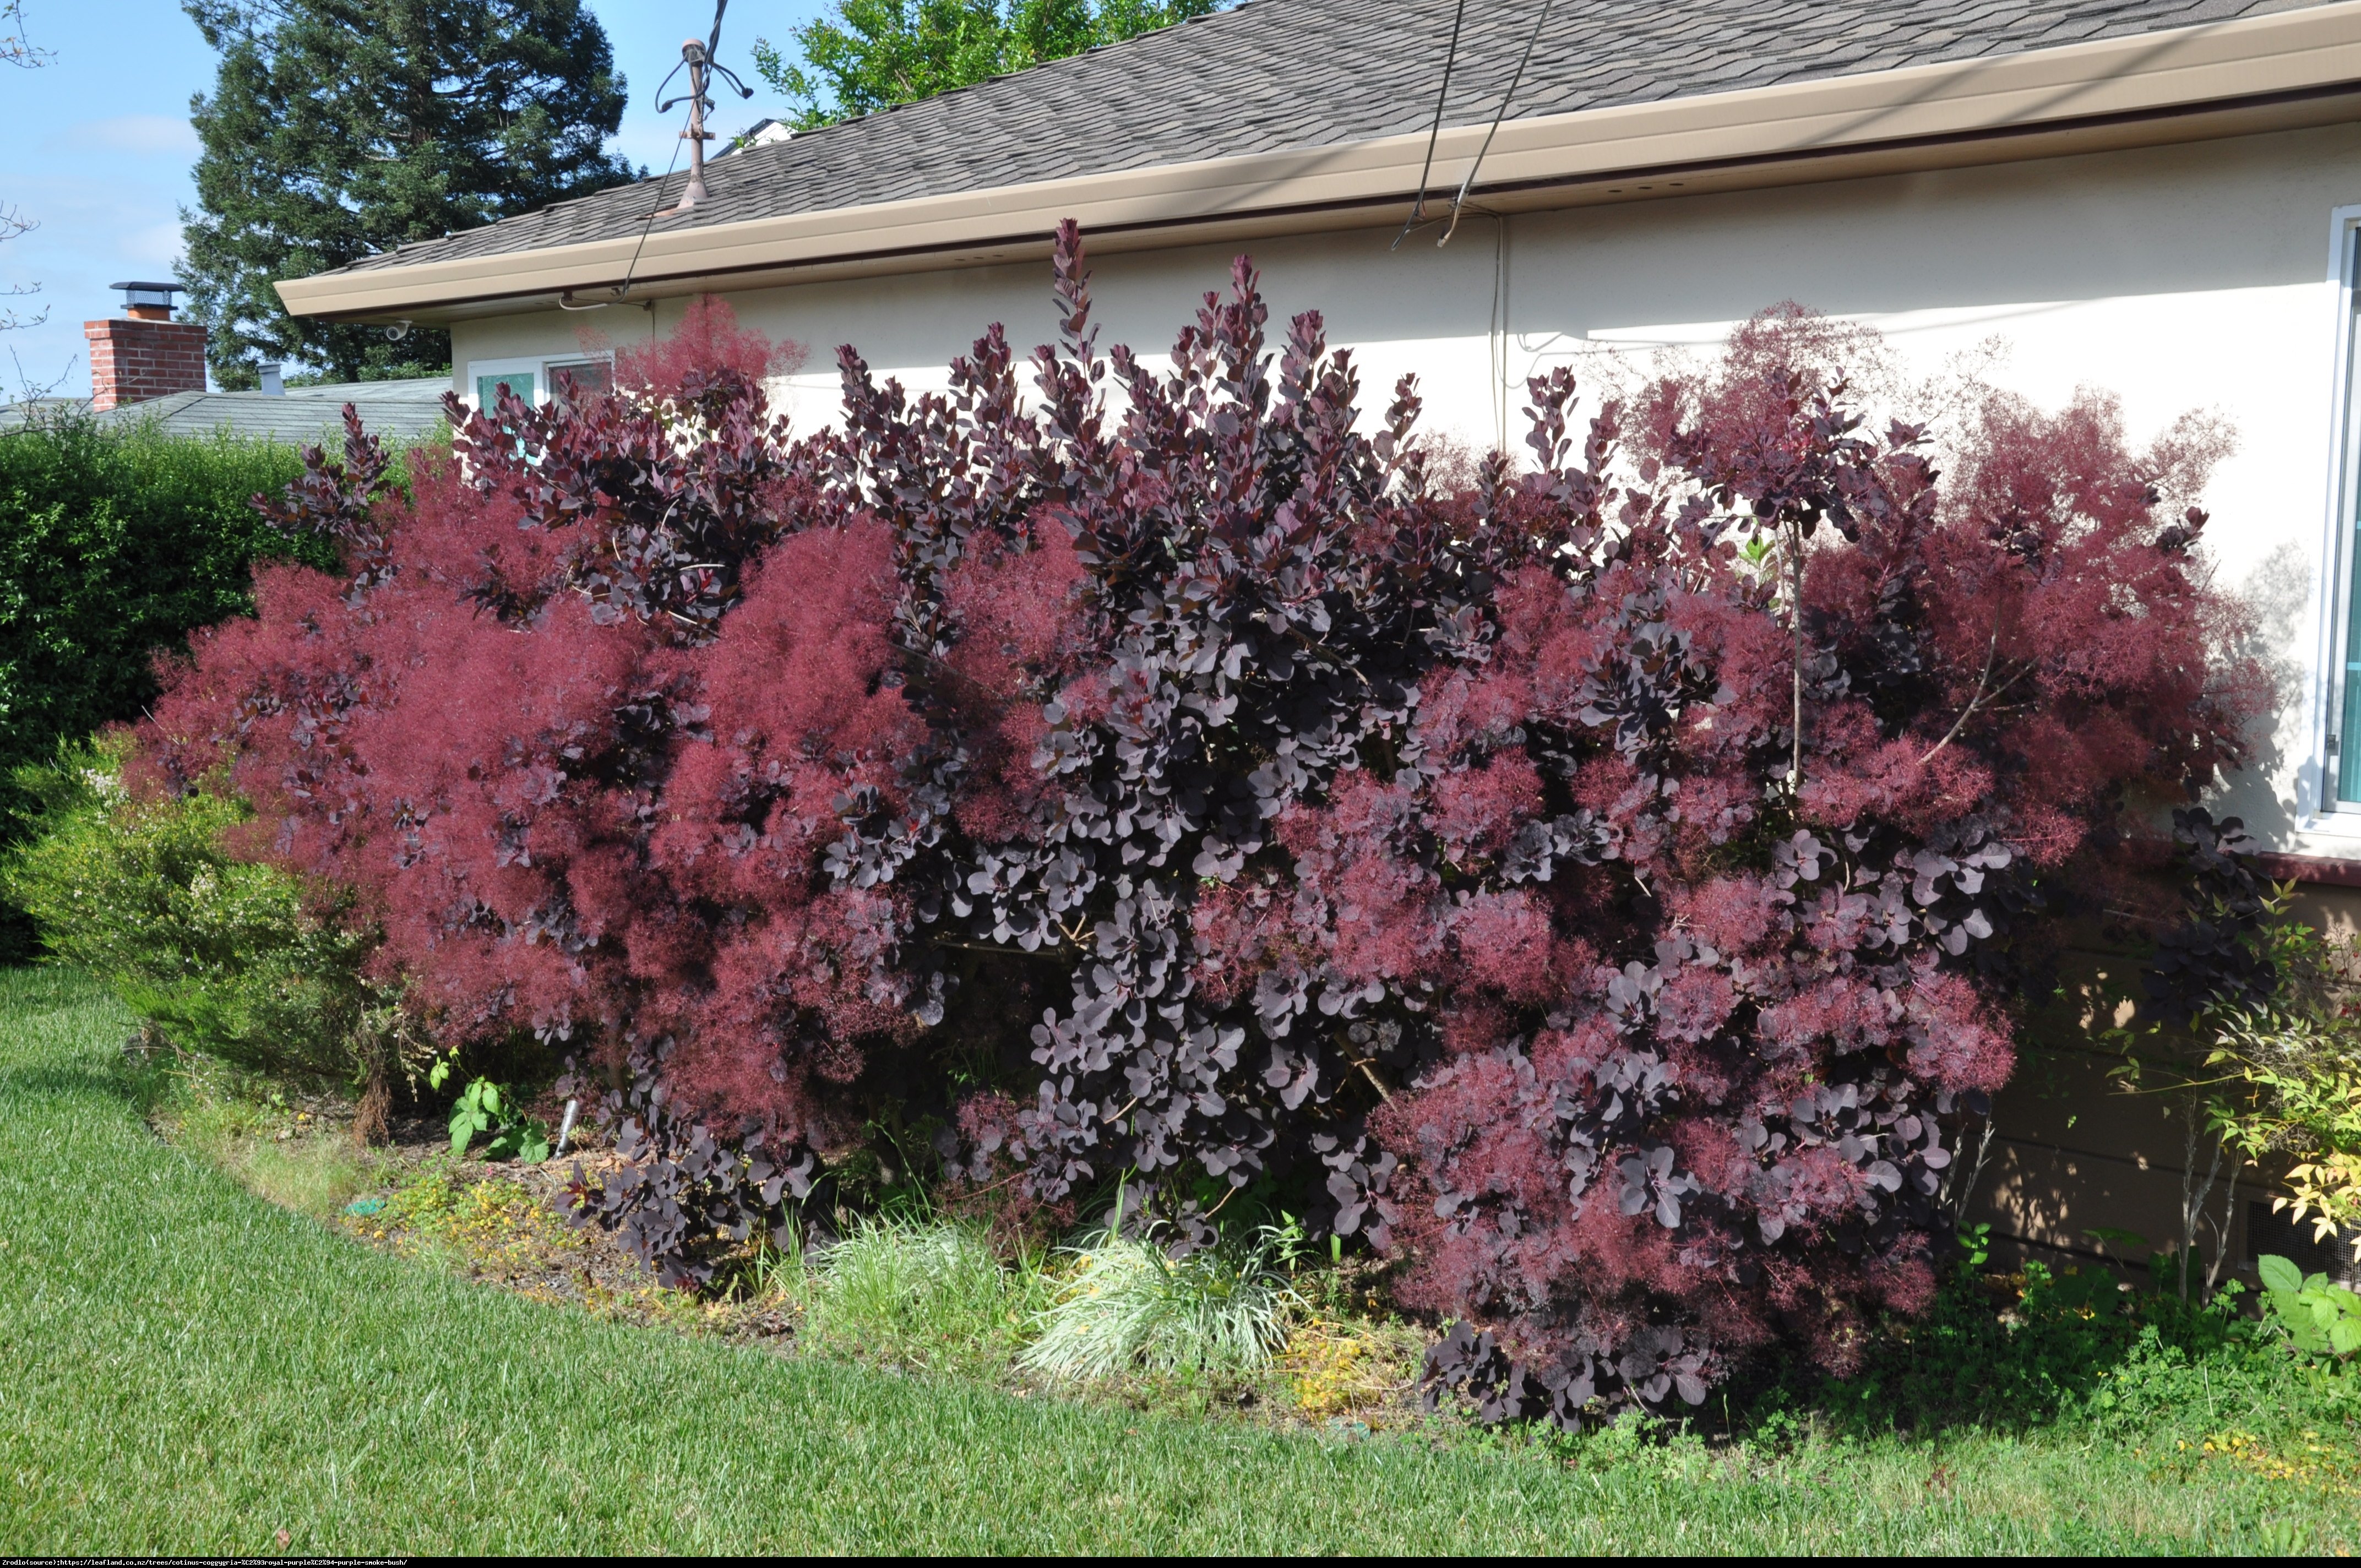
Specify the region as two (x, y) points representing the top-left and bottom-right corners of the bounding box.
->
(677, 39), (713, 213)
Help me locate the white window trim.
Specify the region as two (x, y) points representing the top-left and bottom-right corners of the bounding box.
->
(2301, 205), (2361, 834)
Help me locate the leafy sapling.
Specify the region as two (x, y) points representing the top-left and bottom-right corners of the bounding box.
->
(2257, 1253), (2361, 1358)
(431, 1056), (551, 1162)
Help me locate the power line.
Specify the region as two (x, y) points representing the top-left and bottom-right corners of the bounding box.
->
(1392, 0), (1468, 252)
(1440, 0), (1556, 247)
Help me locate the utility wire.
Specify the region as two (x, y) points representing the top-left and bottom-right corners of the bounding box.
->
(1392, 0), (1469, 252)
(1440, 0), (1556, 247)
(562, 115), (690, 311)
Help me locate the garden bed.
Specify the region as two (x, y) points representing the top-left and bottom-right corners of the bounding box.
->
(178, 1078), (1437, 1435)
(7, 967), (2357, 1554)
(134, 992), (2361, 1476)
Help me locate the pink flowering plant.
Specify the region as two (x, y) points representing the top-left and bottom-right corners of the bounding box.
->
(138, 222), (2265, 1421)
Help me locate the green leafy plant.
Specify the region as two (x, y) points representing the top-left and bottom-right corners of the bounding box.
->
(2257, 1253), (2361, 1358)
(1021, 1224), (1302, 1382)
(2212, 1004), (2361, 1261)
(1, 738), (400, 1102)
(429, 1058), (548, 1162)
(2115, 864), (2361, 1292)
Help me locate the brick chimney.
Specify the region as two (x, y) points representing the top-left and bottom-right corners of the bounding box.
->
(86, 282), (206, 411)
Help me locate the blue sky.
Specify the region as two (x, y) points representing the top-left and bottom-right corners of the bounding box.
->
(0, 1), (829, 396)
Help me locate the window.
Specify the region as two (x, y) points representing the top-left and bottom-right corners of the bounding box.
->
(545, 358), (612, 399)
(474, 368), (534, 410)
(466, 353), (616, 415)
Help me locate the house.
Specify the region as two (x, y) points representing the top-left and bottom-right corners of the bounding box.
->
(273, 0), (2361, 1279)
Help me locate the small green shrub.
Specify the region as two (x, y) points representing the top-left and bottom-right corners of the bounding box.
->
(0, 737), (391, 1091)
(791, 1216), (1049, 1373)
(1022, 1227), (1301, 1383)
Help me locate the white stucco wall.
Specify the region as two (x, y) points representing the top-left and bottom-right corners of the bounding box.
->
(450, 120), (2361, 860)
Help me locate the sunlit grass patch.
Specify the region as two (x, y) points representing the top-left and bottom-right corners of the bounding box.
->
(784, 1216), (1051, 1375)
(154, 1067), (383, 1222)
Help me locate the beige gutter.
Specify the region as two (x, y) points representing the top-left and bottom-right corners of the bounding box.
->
(281, 1), (2361, 323)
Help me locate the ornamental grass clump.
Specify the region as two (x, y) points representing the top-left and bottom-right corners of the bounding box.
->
(1022, 1228), (1301, 1382)
(137, 221), (2269, 1422)
(798, 1217), (1048, 1373)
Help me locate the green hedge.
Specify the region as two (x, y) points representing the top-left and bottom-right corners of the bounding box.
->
(0, 416), (334, 954)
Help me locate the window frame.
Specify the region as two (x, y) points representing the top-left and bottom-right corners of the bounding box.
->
(463, 350), (617, 411)
(464, 356), (540, 413)
(2308, 206), (2361, 823)
(542, 356), (614, 400)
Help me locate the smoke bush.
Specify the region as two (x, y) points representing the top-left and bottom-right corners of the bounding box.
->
(139, 224), (2266, 1414)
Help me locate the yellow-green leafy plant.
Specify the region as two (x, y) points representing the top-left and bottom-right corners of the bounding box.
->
(2196, 895), (2361, 1262)
(1, 737), (412, 1121)
(2208, 1006), (2361, 1261)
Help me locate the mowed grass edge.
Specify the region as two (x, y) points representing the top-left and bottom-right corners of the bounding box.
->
(0, 967), (2329, 1554)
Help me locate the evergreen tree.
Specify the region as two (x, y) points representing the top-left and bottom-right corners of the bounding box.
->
(179, 1), (634, 386)
(752, 0), (1226, 130)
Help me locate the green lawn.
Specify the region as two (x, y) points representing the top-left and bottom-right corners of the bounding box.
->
(0, 966), (2347, 1554)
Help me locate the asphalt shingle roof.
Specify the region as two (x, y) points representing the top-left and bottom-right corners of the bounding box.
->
(91, 378), (452, 444)
(324, 0), (2321, 279)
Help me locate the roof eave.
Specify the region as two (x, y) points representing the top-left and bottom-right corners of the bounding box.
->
(279, 1), (2361, 324)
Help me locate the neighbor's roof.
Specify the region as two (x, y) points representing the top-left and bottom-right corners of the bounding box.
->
(281, 0), (2361, 320)
(94, 378), (451, 444)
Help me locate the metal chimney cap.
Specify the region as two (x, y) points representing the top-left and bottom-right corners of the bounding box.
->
(111, 281), (183, 302)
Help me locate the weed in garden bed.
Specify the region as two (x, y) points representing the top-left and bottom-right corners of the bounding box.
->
(362, 1159), (589, 1282)
(1279, 1316), (1423, 1419)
